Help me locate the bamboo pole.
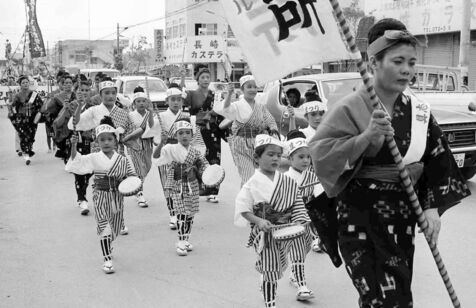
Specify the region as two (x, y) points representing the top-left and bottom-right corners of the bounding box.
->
(329, 0), (460, 306)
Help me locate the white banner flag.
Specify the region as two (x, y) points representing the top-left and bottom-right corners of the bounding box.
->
(220, 0), (360, 84)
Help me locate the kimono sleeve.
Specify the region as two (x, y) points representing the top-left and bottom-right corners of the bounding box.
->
(262, 104), (278, 131)
(235, 184), (254, 227)
(125, 157), (138, 177)
(68, 106), (96, 131)
(311, 96), (374, 198)
(164, 162), (176, 190)
(213, 99), (239, 121)
(291, 192), (311, 223)
(418, 114), (471, 214)
(65, 152), (94, 175)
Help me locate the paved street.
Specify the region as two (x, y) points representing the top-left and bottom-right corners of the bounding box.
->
(0, 109), (475, 308)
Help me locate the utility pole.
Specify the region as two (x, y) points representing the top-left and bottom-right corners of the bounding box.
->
(116, 23), (120, 56)
(459, 0), (472, 87)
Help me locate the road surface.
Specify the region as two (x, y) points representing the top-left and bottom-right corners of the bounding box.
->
(1, 110), (475, 308)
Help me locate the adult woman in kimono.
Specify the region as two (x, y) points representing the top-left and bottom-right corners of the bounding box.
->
(66, 116), (137, 274)
(311, 19), (470, 307)
(181, 65), (227, 203)
(8, 75), (43, 165)
(214, 75), (278, 187)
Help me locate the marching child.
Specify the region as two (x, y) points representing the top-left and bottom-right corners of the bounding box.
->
(299, 100), (327, 141)
(154, 118), (209, 256)
(66, 116), (137, 274)
(154, 87), (189, 229)
(235, 134), (311, 308)
(284, 131), (327, 299)
(123, 88), (155, 208)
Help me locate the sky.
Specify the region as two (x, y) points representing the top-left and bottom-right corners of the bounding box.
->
(0, 0), (166, 59)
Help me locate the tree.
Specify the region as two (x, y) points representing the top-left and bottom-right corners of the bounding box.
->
(342, 0), (365, 36)
(127, 36), (152, 72)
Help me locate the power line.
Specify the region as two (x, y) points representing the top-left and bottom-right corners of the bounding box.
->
(92, 1), (208, 42)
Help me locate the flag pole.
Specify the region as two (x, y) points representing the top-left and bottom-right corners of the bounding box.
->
(328, 0), (460, 306)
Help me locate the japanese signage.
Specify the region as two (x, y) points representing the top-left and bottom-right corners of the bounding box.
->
(25, 0), (46, 58)
(220, 0), (359, 84)
(366, 0), (476, 35)
(164, 36), (226, 64)
(154, 29), (164, 59)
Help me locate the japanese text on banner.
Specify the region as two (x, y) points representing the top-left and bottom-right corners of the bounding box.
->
(221, 0), (360, 84)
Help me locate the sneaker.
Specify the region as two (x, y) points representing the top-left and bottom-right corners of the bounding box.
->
(102, 260), (115, 274)
(79, 201), (89, 215)
(184, 241), (193, 251)
(206, 195), (219, 203)
(289, 273), (299, 288)
(169, 216), (177, 230)
(296, 286), (314, 301)
(312, 238), (323, 253)
(25, 159), (31, 166)
(176, 241), (188, 256)
(120, 226), (129, 235)
(137, 193), (148, 208)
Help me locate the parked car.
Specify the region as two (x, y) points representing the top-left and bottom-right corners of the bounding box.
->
(170, 77), (198, 91)
(262, 73), (476, 180)
(115, 76), (168, 111)
(81, 68), (120, 81)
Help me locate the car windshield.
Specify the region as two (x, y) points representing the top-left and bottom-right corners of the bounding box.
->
(321, 79), (362, 103)
(124, 79), (167, 94)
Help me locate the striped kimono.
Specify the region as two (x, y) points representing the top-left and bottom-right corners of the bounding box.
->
(214, 98), (277, 186)
(156, 109), (206, 199)
(65, 151), (137, 240)
(127, 110), (153, 181)
(284, 168), (322, 262)
(235, 170), (309, 281)
(157, 144), (209, 216)
(68, 103), (135, 155)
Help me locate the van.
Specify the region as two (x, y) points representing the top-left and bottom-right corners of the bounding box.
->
(409, 64), (468, 92)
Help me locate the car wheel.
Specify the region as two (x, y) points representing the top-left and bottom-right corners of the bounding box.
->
(461, 167), (476, 181)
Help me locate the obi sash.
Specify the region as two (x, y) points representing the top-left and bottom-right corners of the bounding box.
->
(93, 174), (120, 191)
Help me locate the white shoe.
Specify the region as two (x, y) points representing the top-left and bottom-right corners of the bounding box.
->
(120, 226), (129, 235)
(176, 241), (188, 256)
(136, 193), (148, 208)
(169, 216), (177, 230)
(79, 201), (89, 215)
(184, 240), (193, 251)
(102, 260), (115, 274)
(312, 238), (323, 253)
(206, 195), (219, 203)
(296, 286), (314, 301)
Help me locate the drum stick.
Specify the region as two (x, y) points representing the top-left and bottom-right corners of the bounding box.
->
(299, 181), (320, 190)
(329, 0), (460, 306)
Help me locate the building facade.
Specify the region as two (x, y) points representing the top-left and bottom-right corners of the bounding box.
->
(55, 39), (128, 71)
(366, 0), (476, 89)
(164, 0), (246, 81)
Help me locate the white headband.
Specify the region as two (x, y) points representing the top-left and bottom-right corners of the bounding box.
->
(95, 124), (117, 137)
(301, 101), (327, 114)
(239, 75), (255, 87)
(99, 81), (116, 91)
(255, 134), (283, 149)
(166, 87), (187, 99)
(287, 138), (308, 155)
(172, 120), (193, 135)
(133, 92), (148, 102)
